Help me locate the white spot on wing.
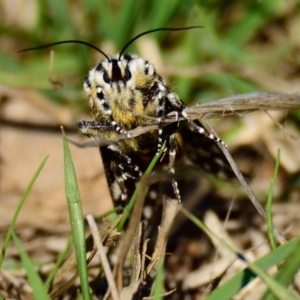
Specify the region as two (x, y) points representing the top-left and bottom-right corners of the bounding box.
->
(149, 190), (157, 200)
(111, 181), (122, 200)
(143, 206), (153, 220)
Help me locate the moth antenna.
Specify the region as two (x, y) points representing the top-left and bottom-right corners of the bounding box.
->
(18, 40), (111, 62)
(118, 26), (203, 60)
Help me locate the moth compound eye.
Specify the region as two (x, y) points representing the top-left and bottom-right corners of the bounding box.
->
(124, 68), (131, 81)
(103, 71), (110, 83)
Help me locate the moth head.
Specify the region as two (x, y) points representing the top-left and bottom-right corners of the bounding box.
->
(83, 52), (158, 127)
(83, 53), (156, 93)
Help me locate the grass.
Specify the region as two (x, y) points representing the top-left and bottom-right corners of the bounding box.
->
(1, 0), (300, 299)
(62, 128), (90, 299)
(182, 206), (300, 300)
(0, 156), (49, 269)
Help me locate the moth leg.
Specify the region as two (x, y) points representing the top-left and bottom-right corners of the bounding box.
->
(191, 120), (226, 147)
(180, 109), (227, 147)
(155, 85), (187, 154)
(156, 95), (167, 154)
(167, 133), (181, 202)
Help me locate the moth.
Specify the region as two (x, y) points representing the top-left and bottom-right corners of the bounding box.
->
(21, 27), (235, 221)
(76, 27), (236, 218)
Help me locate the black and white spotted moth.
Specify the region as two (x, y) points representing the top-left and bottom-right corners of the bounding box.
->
(76, 27), (236, 220)
(22, 27), (235, 222)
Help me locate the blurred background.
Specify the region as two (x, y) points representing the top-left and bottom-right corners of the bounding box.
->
(1, 0), (300, 283)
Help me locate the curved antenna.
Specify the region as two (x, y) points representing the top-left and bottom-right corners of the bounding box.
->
(118, 26), (203, 60)
(18, 40), (110, 61)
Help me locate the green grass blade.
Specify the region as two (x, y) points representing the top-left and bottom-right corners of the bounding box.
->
(261, 239), (300, 300)
(266, 149), (280, 250)
(206, 237), (300, 300)
(247, 260), (299, 300)
(96, 1), (113, 41)
(41, 1), (75, 37)
(115, 0), (139, 48)
(0, 155), (49, 269)
(62, 129), (91, 300)
(45, 235), (72, 289)
(153, 257), (165, 300)
(12, 231), (51, 300)
(146, 0), (182, 32)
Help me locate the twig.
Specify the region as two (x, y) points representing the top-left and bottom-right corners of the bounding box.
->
(86, 214), (121, 300)
(72, 91), (300, 148)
